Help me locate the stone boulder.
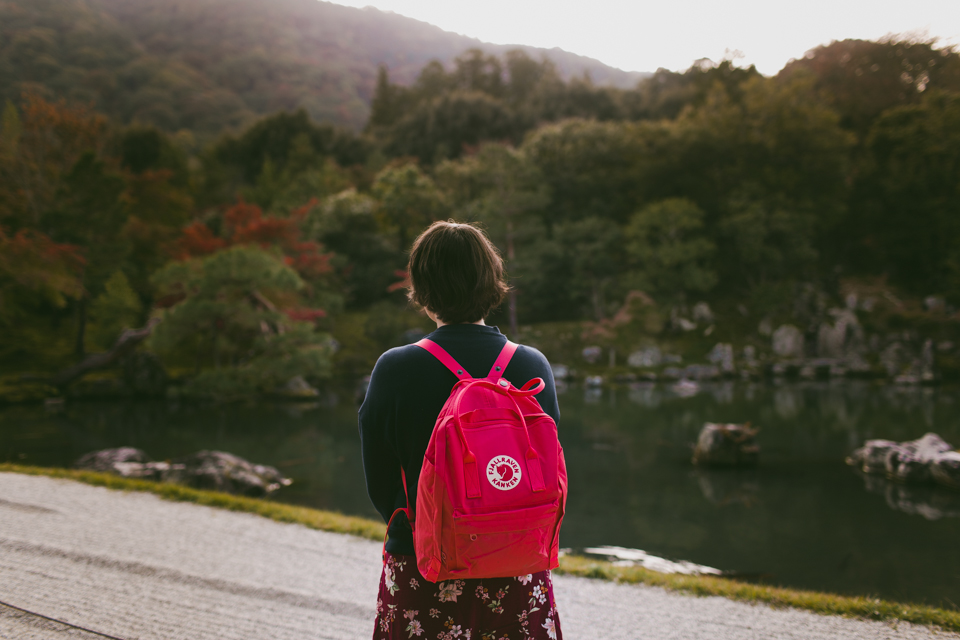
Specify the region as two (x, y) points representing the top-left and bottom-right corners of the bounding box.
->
(772, 325), (804, 358)
(816, 308), (864, 359)
(627, 347), (661, 368)
(692, 423), (759, 466)
(847, 433), (960, 492)
(707, 343), (735, 375)
(582, 346), (602, 364)
(880, 342), (908, 377)
(164, 451), (292, 496)
(692, 302), (714, 324)
(75, 448), (291, 496)
(75, 447), (151, 473)
(931, 452), (960, 490)
(846, 439), (907, 475)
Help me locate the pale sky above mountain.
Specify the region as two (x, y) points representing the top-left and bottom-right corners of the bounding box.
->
(332, 0), (960, 75)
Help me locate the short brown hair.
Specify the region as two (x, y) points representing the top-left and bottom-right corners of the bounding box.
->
(407, 221), (508, 324)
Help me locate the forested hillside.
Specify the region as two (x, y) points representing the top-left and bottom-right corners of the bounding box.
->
(3, 33), (960, 401)
(0, 0), (648, 138)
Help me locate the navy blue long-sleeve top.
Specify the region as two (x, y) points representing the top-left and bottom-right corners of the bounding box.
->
(358, 323), (559, 556)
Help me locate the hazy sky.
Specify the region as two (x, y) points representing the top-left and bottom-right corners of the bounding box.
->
(332, 0), (960, 75)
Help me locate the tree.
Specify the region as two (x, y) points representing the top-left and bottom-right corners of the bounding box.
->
(720, 193), (818, 290)
(624, 59), (761, 122)
(385, 91), (519, 164)
(44, 151), (130, 357)
(436, 143), (548, 334)
(854, 91), (960, 293)
(522, 119), (646, 226)
(305, 189), (403, 307)
(150, 246), (332, 398)
(118, 125), (194, 302)
(552, 216), (623, 321)
(0, 227), (84, 318)
(367, 66), (412, 131)
(88, 269), (143, 350)
(781, 38), (960, 137)
(200, 109), (368, 207)
(504, 50), (554, 106)
(452, 49), (504, 98)
(0, 92), (107, 228)
(626, 198), (716, 298)
(371, 163), (446, 251)
(0, 227), (84, 366)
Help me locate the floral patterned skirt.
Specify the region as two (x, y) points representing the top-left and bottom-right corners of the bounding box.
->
(373, 553), (562, 640)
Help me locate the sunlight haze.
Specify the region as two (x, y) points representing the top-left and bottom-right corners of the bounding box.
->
(331, 0), (960, 75)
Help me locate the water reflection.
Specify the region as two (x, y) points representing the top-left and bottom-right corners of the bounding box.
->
(3, 382), (960, 606)
(774, 386), (800, 419)
(628, 382), (660, 408)
(858, 473), (960, 521)
(695, 469), (761, 508)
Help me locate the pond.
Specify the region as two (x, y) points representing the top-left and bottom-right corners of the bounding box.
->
(2, 380), (959, 608)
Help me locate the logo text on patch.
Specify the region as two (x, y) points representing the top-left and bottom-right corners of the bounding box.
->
(486, 455), (522, 490)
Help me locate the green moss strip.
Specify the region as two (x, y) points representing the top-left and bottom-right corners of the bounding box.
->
(3, 464), (958, 632)
(0, 464), (386, 541)
(554, 556), (960, 632)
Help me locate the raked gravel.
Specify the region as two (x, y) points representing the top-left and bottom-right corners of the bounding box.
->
(0, 472), (954, 640)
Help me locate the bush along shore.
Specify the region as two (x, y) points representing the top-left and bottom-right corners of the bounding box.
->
(4, 281), (960, 407)
(2, 463), (958, 633)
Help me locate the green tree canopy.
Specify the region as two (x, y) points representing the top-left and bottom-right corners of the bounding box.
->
(371, 163), (447, 250)
(150, 245), (331, 398)
(626, 198), (716, 298)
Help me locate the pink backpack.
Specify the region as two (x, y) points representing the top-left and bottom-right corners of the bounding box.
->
(385, 338), (568, 582)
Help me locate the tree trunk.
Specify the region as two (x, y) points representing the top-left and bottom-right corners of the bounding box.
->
(591, 279), (604, 321)
(73, 298), (87, 360)
(506, 219), (519, 338)
(52, 318), (161, 388)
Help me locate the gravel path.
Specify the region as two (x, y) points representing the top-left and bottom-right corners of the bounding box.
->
(0, 472), (954, 640)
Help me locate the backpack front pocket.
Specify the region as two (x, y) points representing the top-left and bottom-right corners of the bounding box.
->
(449, 502), (559, 579)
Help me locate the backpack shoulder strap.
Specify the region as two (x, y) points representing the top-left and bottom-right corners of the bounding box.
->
(487, 340), (518, 381)
(414, 339), (471, 381)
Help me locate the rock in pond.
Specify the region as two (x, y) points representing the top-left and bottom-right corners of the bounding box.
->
(75, 448), (292, 496)
(931, 451), (960, 490)
(692, 423), (759, 466)
(847, 433), (960, 492)
(75, 447), (152, 473)
(165, 451), (292, 496)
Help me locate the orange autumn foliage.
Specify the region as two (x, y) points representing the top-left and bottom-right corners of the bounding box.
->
(0, 91), (108, 226)
(0, 227), (86, 310)
(173, 199), (332, 280)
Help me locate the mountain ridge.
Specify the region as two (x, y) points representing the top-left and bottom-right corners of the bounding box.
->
(0, 0), (650, 136)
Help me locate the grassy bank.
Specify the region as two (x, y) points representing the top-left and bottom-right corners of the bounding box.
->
(2, 463), (958, 633)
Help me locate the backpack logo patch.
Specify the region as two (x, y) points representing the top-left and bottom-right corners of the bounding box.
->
(486, 455), (522, 491)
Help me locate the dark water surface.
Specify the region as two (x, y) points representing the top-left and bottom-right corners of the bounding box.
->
(2, 381), (960, 608)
